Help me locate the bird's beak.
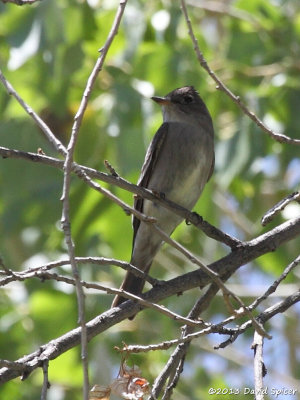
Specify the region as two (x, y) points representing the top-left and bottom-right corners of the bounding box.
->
(151, 96), (171, 105)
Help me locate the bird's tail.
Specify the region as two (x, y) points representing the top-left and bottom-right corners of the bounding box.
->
(111, 260), (152, 309)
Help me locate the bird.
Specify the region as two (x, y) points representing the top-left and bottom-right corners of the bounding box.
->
(112, 86), (215, 310)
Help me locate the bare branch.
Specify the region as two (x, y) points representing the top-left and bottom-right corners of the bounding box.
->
(0, 221), (299, 385)
(0, 146), (241, 248)
(104, 159), (119, 177)
(258, 289), (300, 324)
(151, 225), (270, 338)
(252, 332), (267, 400)
(118, 320), (240, 355)
(180, 0), (300, 145)
(61, 170), (89, 397)
(261, 191), (300, 226)
(216, 289), (300, 349)
(248, 254), (300, 311)
(150, 215), (300, 398)
(5, 268), (203, 328)
(41, 360), (50, 400)
(1, 1), (298, 396)
(0, 257), (159, 288)
(59, 2), (128, 397)
(1, 0), (40, 6)
(0, 70), (67, 155)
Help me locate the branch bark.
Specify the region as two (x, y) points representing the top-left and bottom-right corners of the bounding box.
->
(252, 332), (266, 400)
(180, 0), (300, 145)
(0, 146), (240, 248)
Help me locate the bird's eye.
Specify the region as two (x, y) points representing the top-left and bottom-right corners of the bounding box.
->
(182, 95), (193, 104)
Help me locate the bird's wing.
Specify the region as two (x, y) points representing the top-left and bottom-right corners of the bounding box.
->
(132, 122), (169, 245)
(207, 150), (215, 182)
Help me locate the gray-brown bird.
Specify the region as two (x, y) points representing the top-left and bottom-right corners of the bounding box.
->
(112, 86), (214, 309)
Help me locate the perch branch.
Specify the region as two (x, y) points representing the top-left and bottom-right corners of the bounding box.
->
(0, 146), (241, 249)
(1, 217), (298, 384)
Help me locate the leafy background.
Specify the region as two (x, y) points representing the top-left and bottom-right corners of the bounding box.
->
(0, 0), (299, 399)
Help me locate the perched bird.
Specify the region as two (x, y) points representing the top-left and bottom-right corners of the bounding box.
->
(112, 86), (214, 309)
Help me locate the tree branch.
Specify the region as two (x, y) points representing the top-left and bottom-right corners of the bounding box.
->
(1, 0), (40, 5)
(248, 254), (300, 311)
(0, 146), (241, 248)
(0, 216), (299, 384)
(40, 360), (50, 400)
(252, 332), (266, 400)
(180, 0), (300, 145)
(216, 289), (300, 349)
(0, 71), (67, 155)
(261, 191), (300, 226)
(0, 256), (160, 288)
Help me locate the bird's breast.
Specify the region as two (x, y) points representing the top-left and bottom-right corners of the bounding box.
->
(147, 122), (213, 210)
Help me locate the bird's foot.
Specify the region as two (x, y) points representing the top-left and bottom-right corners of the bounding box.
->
(152, 190), (166, 199)
(186, 211), (203, 225)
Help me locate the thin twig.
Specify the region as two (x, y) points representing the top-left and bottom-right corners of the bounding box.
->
(1, 266), (299, 384)
(261, 191), (300, 226)
(216, 289), (300, 349)
(252, 331), (267, 400)
(60, 2), (128, 398)
(151, 253), (300, 397)
(41, 360), (50, 400)
(6, 268), (202, 327)
(1, 0), (40, 4)
(118, 321), (240, 354)
(248, 254), (300, 311)
(61, 169), (89, 398)
(0, 257), (159, 288)
(0, 70), (67, 155)
(149, 284), (219, 400)
(104, 159), (119, 177)
(0, 146), (241, 249)
(14, 269), (206, 327)
(151, 224), (270, 339)
(6, 145), (238, 256)
(180, 0), (300, 145)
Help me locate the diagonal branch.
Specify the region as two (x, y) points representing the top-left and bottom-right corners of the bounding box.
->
(0, 216), (299, 384)
(180, 0), (300, 145)
(216, 289), (300, 350)
(1, 0), (40, 5)
(0, 70), (67, 155)
(261, 191), (300, 226)
(0, 257), (159, 288)
(2, 269), (203, 327)
(149, 283), (219, 400)
(151, 225), (270, 339)
(0, 146), (240, 248)
(248, 254), (300, 311)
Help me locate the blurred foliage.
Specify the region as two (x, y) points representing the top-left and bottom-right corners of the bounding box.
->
(0, 0), (299, 399)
